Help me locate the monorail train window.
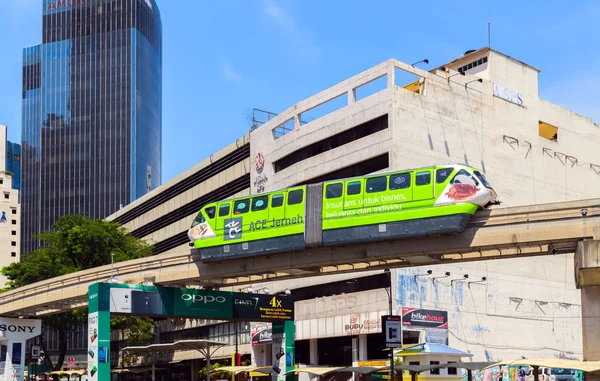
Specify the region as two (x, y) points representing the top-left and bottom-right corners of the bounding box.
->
(219, 204), (230, 217)
(451, 169), (479, 187)
(272, 194), (284, 207)
(205, 206), (216, 219)
(416, 171), (431, 186)
(288, 189), (303, 205)
(389, 173), (410, 190)
(347, 181), (361, 195)
(233, 199), (250, 214)
(326, 183), (343, 199)
(366, 176), (387, 193)
(435, 167), (453, 183)
(252, 196), (269, 211)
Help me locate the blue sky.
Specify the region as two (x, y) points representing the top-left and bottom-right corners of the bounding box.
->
(0, 0), (598, 184)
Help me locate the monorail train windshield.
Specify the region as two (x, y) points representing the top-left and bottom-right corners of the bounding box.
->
(473, 170), (492, 188)
(191, 212), (205, 227)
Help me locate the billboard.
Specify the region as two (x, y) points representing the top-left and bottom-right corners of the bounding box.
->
(381, 315), (402, 348)
(401, 307), (448, 329)
(252, 328), (273, 345)
(233, 293), (294, 321)
(0, 317), (41, 381)
(106, 285), (294, 321)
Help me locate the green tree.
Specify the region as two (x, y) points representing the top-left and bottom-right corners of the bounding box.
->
(1, 214), (155, 372)
(111, 316), (155, 367)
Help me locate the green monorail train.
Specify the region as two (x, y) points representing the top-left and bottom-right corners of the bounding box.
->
(188, 164), (499, 262)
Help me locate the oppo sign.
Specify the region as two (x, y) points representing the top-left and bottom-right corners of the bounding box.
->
(181, 294), (227, 304)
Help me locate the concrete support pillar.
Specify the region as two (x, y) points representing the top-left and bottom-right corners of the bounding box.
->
(387, 60), (396, 89)
(348, 89), (356, 104)
(581, 286), (600, 360)
(191, 359), (199, 381)
(309, 339), (318, 365)
(358, 334), (368, 361)
(574, 240), (600, 361)
(352, 337), (359, 364)
(293, 115), (301, 130)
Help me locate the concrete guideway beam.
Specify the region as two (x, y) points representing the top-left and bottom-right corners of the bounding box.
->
(198, 198), (600, 282)
(0, 198), (598, 317)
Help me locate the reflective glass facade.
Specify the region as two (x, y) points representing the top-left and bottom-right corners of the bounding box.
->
(6, 141), (21, 191)
(21, 0), (162, 254)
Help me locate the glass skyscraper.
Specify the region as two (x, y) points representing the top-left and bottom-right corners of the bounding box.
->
(6, 141), (21, 191)
(21, 0), (162, 254)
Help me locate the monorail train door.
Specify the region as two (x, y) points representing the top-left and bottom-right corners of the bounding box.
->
(413, 168), (434, 201)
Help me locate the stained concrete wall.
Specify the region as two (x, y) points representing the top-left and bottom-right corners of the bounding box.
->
(249, 47), (600, 361)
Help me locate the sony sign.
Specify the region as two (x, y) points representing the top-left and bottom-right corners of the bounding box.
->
(0, 317), (42, 381)
(0, 325), (37, 333)
(0, 318), (41, 341)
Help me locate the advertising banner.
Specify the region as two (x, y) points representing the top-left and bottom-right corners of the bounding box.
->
(91, 282), (295, 381)
(172, 288), (233, 318)
(401, 307), (448, 329)
(87, 311), (110, 380)
(107, 284), (294, 321)
(233, 293), (294, 321)
(381, 315), (402, 348)
(271, 321), (294, 381)
(425, 328), (449, 345)
(252, 328), (273, 345)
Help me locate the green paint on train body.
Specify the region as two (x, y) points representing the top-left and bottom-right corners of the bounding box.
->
(188, 163), (498, 255)
(190, 186), (307, 249)
(320, 164), (485, 231)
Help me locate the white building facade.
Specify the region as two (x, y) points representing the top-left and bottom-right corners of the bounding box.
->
(248, 47), (599, 364)
(0, 125), (20, 288)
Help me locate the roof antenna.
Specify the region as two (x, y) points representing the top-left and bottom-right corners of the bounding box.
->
(488, 23), (491, 48)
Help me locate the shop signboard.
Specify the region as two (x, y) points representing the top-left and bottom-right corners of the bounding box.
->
(401, 307), (448, 329)
(252, 328), (273, 345)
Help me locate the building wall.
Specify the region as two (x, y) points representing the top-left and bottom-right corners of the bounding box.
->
(105, 134), (251, 255)
(395, 257), (582, 362)
(295, 289), (389, 341)
(247, 48), (600, 361)
(0, 126), (20, 287)
(102, 48), (599, 363)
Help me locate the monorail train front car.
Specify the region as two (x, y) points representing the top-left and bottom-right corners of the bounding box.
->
(433, 165), (500, 209)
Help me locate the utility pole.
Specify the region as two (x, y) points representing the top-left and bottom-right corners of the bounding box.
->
(385, 269), (394, 381)
(235, 322), (239, 381)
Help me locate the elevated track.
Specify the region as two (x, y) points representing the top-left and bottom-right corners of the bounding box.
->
(1, 198), (599, 317)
